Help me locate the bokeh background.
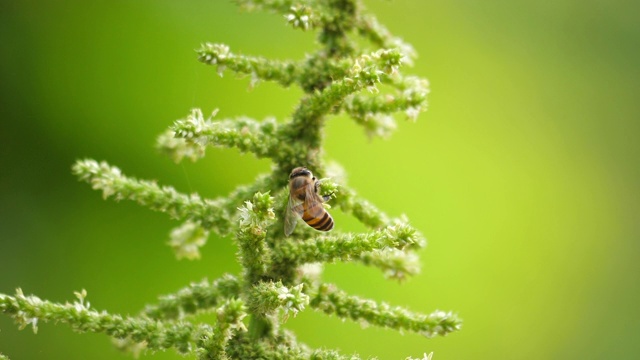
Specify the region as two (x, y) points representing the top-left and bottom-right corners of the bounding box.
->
(1, 0), (639, 359)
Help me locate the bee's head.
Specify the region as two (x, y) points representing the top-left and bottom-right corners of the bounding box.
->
(290, 167), (313, 179)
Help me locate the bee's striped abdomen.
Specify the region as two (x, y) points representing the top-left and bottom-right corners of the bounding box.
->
(302, 205), (334, 232)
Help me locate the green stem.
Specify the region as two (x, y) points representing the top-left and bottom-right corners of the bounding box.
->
(247, 314), (272, 341)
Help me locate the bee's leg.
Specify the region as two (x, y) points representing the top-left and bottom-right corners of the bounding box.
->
(315, 181), (334, 202)
(313, 177), (333, 202)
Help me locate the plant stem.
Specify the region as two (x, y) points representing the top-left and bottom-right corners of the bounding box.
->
(247, 314), (272, 341)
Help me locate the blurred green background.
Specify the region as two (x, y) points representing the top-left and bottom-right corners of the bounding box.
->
(1, 0), (639, 359)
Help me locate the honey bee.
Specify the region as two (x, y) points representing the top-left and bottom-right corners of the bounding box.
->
(284, 167), (334, 236)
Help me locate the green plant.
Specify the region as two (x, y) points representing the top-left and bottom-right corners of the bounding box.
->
(0, 1), (461, 358)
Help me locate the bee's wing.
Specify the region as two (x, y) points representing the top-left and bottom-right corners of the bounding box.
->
(284, 194), (304, 236)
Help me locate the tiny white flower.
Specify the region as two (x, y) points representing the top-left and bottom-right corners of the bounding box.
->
(405, 106), (420, 121)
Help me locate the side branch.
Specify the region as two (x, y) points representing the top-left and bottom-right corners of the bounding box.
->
(72, 159), (233, 235)
(357, 248), (421, 281)
(197, 43), (299, 87)
(309, 284), (462, 338)
(172, 109), (279, 159)
(274, 224), (422, 265)
(1, 290), (199, 354)
(342, 87), (426, 138)
(344, 81), (428, 122)
(143, 275), (241, 320)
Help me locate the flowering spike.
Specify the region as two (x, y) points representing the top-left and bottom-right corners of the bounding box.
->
(3, 1), (459, 358)
(168, 221), (209, 260)
(142, 275), (241, 320)
(310, 284), (462, 337)
(172, 111), (279, 158)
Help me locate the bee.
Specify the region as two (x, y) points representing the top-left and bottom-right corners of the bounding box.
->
(284, 167), (334, 236)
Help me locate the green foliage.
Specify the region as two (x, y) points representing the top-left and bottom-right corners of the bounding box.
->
(0, 0), (460, 358)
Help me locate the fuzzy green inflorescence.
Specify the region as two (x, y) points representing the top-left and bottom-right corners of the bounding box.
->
(0, 1), (461, 359)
